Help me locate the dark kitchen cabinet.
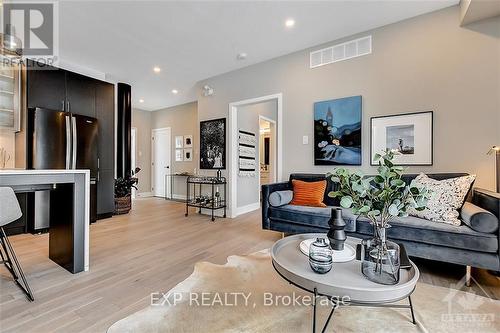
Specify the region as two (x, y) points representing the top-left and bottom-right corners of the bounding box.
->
(26, 60), (116, 220)
(95, 81), (115, 171)
(97, 169), (115, 217)
(95, 80), (115, 218)
(27, 63), (66, 111)
(66, 72), (96, 117)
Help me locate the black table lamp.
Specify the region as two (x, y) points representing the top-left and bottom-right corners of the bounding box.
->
(487, 146), (500, 193)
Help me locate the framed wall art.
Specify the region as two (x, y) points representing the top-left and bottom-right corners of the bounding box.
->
(175, 136), (183, 149)
(184, 148), (193, 162)
(175, 149), (183, 162)
(200, 118), (226, 169)
(370, 111), (433, 166)
(184, 135), (193, 148)
(314, 95), (362, 165)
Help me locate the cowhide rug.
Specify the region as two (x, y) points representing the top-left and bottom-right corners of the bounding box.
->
(108, 250), (500, 332)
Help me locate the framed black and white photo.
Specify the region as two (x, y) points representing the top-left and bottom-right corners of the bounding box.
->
(200, 118), (226, 169)
(184, 148), (193, 162)
(371, 111), (433, 166)
(184, 135), (193, 148)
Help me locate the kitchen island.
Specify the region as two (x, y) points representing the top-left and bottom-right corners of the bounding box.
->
(0, 169), (90, 273)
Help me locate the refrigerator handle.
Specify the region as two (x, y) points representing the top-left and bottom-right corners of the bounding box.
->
(71, 116), (77, 169)
(65, 115), (71, 169)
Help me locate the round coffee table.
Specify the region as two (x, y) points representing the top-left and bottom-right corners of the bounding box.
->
(271, 234), (419, 333)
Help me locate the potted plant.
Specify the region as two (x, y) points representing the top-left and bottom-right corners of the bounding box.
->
(114, 168), (141, 215)
(328, 149), (431, 285)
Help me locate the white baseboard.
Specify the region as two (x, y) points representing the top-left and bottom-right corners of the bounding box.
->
(172, 194), (187, 200)
(136, 192), (153, 198)
(235, 202), (260, 216)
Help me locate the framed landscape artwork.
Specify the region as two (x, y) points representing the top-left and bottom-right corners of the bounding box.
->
(200, 118), (226, 169)
(370, 111), (433, 166)
(314, 95), (362, 165)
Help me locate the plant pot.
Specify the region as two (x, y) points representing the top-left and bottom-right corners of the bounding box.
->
(115, 196), (131, 215)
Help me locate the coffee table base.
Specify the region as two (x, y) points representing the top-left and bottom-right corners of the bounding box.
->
(311, 287), (416, 333)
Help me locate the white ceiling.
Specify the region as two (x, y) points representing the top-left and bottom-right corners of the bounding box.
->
(59, 1), (458, 111)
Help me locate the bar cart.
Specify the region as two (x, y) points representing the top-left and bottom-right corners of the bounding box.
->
(185, 175), (226, 221)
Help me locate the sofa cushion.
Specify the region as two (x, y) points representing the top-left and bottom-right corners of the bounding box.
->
(269, 205), (356, 232)
(408, 173), (476, 226)
(269, 190), (293, 207)
(355, 216), (498, 253)
(290, 179), (327, 207)
(461, 202), (499, 234)
(289, 174), (340, 206)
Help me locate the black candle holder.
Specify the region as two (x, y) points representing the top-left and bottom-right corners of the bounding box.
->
(328, 208), (346, 251)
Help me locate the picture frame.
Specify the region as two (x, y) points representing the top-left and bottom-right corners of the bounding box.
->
(175, 136), (183, 149)
(184, 135), (193, 148)
(200, 118), (226, 169)
(314, 95), (362, 165)
(370, 111), (433, 166)
(175, 149), (183, 162)
(184, 148), (193, 162)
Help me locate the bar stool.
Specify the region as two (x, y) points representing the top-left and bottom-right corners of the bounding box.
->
(0, 187), (34, 301)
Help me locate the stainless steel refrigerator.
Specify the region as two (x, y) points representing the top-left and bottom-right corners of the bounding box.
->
(28, 107), (98, 229)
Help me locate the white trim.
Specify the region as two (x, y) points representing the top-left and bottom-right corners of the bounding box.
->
(235, 202), (261, 216)
(136, 192), (153, 198)
(172, 194), (187, 200)
(228, 93), (283, 218)
(151, 127), (172, 198)
(131, 127), (137, 199)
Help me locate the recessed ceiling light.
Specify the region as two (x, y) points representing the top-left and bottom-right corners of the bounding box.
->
(171, 89), (178, 94)
(285, 19), (295, 28)
(153, 66), (161, 73)
(139, 99), (144, 103)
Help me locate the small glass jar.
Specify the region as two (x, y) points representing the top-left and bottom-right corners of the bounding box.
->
(309, 238), (333, 274)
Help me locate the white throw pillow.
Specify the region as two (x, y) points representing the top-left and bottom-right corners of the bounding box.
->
(409, 173), (476, 226)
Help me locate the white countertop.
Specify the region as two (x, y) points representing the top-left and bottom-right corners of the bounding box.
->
(0, 169), (90, 175)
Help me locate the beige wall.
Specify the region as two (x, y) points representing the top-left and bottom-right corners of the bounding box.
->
(151, 102), (198, 197)
(197, 6), (500, 192)
(132, 108), (152, 193)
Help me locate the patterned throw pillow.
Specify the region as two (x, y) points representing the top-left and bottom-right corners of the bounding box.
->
(409, 173), (476, 226)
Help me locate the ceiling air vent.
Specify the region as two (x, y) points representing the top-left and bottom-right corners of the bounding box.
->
(310, 35), (372, 69)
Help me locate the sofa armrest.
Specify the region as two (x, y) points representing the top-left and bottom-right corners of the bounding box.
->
(473, 188), (500, 268)
(472, 188), (500, 218)
(262, 181), (292, 230)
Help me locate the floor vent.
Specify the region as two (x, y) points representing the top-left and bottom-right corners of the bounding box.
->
(310, 35), (372, 69)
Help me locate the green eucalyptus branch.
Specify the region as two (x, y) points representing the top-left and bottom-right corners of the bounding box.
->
(327, 149), (431, 228)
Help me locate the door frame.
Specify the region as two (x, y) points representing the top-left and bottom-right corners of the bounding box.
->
(258, 115), (277, 194)
(151, 127), (172, 198)
(228, 93), (283, 218)
(131, 127), (137, 199)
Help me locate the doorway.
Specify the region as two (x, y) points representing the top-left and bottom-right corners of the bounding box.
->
(259, 116), (276, 189)
(228, 93), (283, 218)
(151, 127), (171, 198)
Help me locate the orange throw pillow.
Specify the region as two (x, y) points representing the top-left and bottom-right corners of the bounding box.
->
(290, 179), (327, 207)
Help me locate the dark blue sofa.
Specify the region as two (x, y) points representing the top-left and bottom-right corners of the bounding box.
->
(262, 173), (500, 273)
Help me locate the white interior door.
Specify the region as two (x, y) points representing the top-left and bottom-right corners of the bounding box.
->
(152, 128), (171, 198)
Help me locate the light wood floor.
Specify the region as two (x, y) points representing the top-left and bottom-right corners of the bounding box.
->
(0, 198), (499, 333)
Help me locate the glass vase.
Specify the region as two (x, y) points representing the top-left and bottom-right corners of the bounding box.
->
(361, 225), (400, 285)
(309, 238), (333, 274)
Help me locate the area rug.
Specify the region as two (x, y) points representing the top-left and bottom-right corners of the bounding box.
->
(108, 250), (500, 332)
